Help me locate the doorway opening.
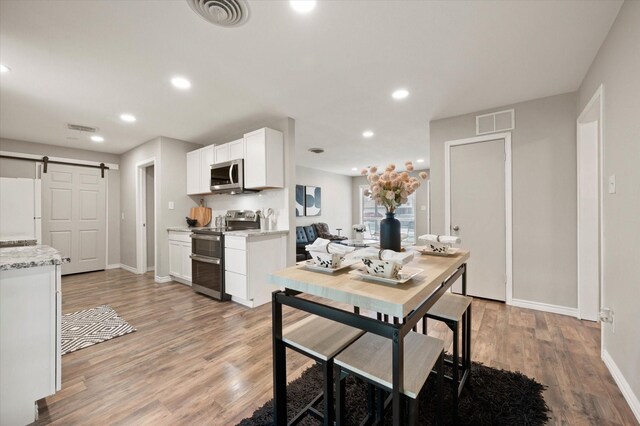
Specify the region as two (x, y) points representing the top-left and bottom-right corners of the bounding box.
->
(135, 158), (156, 276)
(577, 85), (604, 322)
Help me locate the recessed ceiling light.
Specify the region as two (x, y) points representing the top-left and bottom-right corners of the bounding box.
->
(0, 64), (10, 73)
(290, 0), (316, 14)
(171, 76), (191, 90)
(362, 130), (374, 138)
(91, 135), (104, 143)
(392, 89), (409, 100)
(417, 158), (424, 163)
(352, 167), (358, 171)
(120, 113), (136, 123)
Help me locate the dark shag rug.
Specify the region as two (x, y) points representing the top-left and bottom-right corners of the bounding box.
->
(238, 359), (550, 425)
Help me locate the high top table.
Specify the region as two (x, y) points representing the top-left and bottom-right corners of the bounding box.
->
(270, 250), (470, 426)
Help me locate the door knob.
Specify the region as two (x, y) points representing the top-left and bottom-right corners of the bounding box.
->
(452, 225), (460, 231)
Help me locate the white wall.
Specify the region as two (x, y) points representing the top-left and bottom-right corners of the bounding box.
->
(578, 1), (640, 418)
(119, 136), (201, 279)
(429, 92), (578, 309)
(295, 166), (352, 236)
(0, 137), (121, 265)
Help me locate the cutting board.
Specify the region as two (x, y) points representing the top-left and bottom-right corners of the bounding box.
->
(189, 200), (211, 227)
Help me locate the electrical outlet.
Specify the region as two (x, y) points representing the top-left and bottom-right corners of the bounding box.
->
(121, 213), (125, 220)
(420, 205), (427, 211)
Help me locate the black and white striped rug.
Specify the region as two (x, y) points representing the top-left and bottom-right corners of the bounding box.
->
(61, 305), (136, 355)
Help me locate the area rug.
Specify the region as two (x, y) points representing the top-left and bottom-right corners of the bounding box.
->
(238, 359), (550, 425)
(61, 305), (136, 355)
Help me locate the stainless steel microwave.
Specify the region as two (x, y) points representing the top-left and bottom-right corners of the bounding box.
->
(210, 159), (258, 195)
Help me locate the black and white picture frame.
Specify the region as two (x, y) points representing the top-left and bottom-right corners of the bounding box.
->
(295, 185), (305, 217)
(304, 185), (321, 216)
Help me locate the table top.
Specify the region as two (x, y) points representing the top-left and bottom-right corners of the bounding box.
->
(270, 250), (469, 317)
(337, 239), (378, 247)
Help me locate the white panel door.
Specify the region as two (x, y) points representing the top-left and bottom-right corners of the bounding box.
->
(228, 139), (245, 160)
(450, 139), (506, 301)
(42, 164), (106, 275)
(186, 150), (201, 195)
(214, 144), (230, 164)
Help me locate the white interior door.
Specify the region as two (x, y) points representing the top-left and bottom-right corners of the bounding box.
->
(578, 121), (600, 321)
(449, 139), (507, 301)
(42, 164), (106, 275)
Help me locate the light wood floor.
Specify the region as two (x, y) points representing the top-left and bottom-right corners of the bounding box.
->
(34, 269), (637, 425)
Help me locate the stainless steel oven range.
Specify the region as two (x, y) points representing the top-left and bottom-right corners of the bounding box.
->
(190, 210), (260, 300)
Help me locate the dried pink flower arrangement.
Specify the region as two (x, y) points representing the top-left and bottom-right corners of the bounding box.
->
(361, 161), (429, 213)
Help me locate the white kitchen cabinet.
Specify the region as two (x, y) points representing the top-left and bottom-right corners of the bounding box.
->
(228, 138), (245, 161)
(1, 264), (61, 425)
(223, 233), (287, 308)
(168, 231), (192, 285)
(244, 128), (284, 189)
(186, 145), (214, 195)
(214, 144), (230, 164)
(186, 150), (200, 195)
(200, 145), (214, 193)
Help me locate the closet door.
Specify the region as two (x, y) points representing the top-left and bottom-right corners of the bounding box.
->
(42, 164), (106, 275)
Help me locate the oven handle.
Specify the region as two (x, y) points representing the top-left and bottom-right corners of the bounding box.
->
(190, 234), (221, 241)
(190, 254), (221, 265)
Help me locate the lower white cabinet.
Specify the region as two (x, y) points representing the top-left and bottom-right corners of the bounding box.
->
(168, 231), (192, 285)
(0, 264), (61, 426)
(224, 233), (287, 308)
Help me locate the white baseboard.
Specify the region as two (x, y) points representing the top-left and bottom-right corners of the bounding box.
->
(155, 275), (172, 283)
(602, 349), (640, 422)
(231, 296), (254, 308)
(147, 266), (155, 272)
(170, 275), (192, 286)
(510, 298), (578, 317)
(105, 264), (121, 270)
(119, 264), (138, 274)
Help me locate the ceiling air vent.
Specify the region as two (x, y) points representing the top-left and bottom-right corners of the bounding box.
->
(67, 123), (98, 133)
(476, 109), (515, 135)
(186, 0), (250, 27)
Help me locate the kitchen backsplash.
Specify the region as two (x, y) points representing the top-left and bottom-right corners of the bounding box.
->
(197, 188), (288, 231)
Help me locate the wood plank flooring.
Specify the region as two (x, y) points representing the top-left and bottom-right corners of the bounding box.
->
(34, 269), (638, 425)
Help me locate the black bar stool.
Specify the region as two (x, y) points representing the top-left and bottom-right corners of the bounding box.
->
(423, 292), (472, 415)
(334, 331), (445, 425)
(282, 315), (364, 425)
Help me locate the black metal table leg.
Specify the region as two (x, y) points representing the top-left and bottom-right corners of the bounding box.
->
(392, 328), (404, 426)
(272, 292), (287, 425)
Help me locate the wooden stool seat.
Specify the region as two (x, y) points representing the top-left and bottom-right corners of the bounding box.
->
(427, 293), (472, 321)
(335, 332), (444, 399)
(282, 315), (365, 426)
(283, 315), (364, 361)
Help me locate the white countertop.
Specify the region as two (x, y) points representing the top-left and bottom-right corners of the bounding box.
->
(0, 245), (70, 271)
(167, 227), (288, 238)
(224, 229), (289, 237)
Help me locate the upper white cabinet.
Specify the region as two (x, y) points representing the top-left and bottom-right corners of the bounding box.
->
(214, 144), (230, 164)
(244, 128), (284, 189)
(186, 150), (200, 195)
(186, 145), (214, 195)
(228, 139), (245, 161)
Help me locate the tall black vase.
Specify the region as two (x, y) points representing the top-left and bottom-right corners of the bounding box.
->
(380, 211), (401, 252)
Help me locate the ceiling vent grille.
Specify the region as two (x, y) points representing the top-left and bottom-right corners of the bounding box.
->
(186, 0), (250, 27)
(476, 109), (515, 135)
(67, 123), (98, 133)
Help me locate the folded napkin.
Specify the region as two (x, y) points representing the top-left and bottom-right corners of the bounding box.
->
(305, 238), (355, 255)
(418, 234), (461, 244)
(352, 248), (414, 265)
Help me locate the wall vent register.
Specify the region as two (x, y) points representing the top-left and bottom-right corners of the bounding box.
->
(476, 109), (515, 135)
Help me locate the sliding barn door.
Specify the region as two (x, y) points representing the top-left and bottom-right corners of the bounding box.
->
(42, 164), (106, 275)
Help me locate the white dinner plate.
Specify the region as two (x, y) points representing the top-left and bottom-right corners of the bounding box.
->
(349, 267), (424, 285)
(412, 246), (459, 257)
(298, 258), (359, 274)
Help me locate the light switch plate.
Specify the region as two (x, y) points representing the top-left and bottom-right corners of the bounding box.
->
(420, 205), (427, 211)
(121, 213), (125, 220)
(608, 175), (616, 194)
(168, 201), (175, 210)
